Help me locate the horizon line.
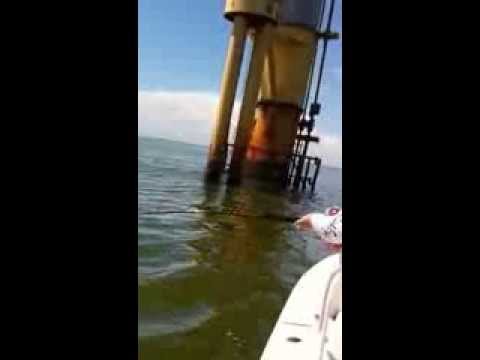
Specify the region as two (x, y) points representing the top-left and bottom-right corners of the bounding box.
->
(138, 134), (342, 170)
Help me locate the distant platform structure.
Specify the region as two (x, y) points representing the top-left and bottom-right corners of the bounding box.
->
(206, 0), (339, 194)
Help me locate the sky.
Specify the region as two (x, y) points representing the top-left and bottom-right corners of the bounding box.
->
(139, 0), (342, 167)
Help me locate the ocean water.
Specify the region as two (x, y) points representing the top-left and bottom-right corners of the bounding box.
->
(138, 136), (342, 360)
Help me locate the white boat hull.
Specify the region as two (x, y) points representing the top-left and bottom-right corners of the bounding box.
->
(261, 253), (342, 360)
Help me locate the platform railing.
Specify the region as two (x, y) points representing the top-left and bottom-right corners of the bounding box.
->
(287, 153), (322, 193)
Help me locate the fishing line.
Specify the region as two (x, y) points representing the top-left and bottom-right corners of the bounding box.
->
(139, 209), (299, 223)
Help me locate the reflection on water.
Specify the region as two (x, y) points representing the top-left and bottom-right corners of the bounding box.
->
(138, 137), (341, 360)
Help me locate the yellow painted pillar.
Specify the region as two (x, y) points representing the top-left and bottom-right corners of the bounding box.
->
(243, 25), (318, 183)
(246, 105), (299, 163)
(206, 16), (248, 180)
(228, 22), (274, 184)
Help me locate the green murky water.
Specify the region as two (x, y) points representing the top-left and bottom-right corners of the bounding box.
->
(138, 136), (341, 359)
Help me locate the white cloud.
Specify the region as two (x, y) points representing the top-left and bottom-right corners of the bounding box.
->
(138, 89), (341, 167)
(139, 90), (214, 145)
(138, 89), (241, 146)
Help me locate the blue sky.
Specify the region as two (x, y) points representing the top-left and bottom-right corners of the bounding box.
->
(139, 0), (342, 166)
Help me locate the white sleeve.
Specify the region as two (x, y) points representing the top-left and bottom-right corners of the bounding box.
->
(310, 211), (342, 245)
(310, 213), (333, 236)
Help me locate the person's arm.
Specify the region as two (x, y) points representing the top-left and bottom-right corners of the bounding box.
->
(295, 213), (314, 230)
(295, 209), (342, 250)
(295, 213), (333, 234)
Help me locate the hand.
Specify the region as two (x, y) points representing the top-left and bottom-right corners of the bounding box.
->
(295, 214), (313, 230)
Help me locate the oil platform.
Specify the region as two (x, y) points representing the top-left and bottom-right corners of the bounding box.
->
(205, 0), (339, 193)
